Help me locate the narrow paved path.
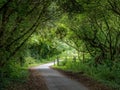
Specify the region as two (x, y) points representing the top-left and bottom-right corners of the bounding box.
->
(33, 62), (88, 90)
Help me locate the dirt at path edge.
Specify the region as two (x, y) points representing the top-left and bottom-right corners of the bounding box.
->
(7, 69), (48, 90)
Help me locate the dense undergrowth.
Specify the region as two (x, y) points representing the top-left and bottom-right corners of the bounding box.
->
(0, 61), (28, 90)
(0, 56), (56, 90)
(54, 57), (120, 89)
(0, 0), (120, 90)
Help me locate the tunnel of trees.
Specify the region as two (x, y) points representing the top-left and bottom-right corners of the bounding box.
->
(0, 0), (120, 89)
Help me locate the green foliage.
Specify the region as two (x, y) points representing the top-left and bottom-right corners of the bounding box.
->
(56, 0), (83, 14)
(24, 57), (37, 67)
(0, 60), (28, 90)
(55, 4), (120, 90)
(0, 1), (61, 89)
(56, 59), (120, 89)
(0, 0), (120, 89)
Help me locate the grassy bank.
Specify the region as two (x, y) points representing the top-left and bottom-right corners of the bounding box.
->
(0, 56), (56, 90)
(53, 59), (120, 90)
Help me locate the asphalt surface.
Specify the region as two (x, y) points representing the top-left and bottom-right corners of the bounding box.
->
(33, 62), (88, 90)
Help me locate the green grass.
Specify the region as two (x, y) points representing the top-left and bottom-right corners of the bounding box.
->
(54, 59), (120, 89)
(0, 56), (56, 90)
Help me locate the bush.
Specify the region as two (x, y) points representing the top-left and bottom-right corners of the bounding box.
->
(0, 60), (29, 90)
(24, 57), (37, 67)
(56, 59), (120, 89)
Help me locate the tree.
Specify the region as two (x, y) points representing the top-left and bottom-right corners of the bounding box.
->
(56, 0), (120, 64)
(0, 0), (52, 67)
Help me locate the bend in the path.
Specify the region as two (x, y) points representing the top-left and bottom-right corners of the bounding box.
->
(33, 63), (88, 90)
